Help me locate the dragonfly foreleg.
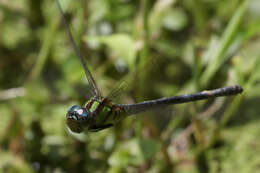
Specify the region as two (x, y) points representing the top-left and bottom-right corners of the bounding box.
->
(88, 124), (114, 132)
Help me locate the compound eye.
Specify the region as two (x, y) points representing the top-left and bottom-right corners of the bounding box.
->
(66, 106), (90, 133)
(77, 108), (89, 118)
(68, 105), (81, 114)
(67, 105), (89, 120)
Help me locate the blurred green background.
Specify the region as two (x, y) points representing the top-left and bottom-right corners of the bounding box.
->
(1, 0), (260, 172)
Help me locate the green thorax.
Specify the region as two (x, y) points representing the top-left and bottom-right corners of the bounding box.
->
(85, 98), (126, 125)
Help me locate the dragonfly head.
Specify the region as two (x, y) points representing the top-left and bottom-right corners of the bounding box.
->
(66, 105), (91, 133)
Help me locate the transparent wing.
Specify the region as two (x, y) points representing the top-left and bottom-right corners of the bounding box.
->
(107, 81), (129, 100)
(56, 0), (102, 99)
(117, 85), (243, 115)
(106, 51), (163, 101)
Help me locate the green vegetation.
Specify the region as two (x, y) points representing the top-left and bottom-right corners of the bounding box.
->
(0, 0), (260, 172)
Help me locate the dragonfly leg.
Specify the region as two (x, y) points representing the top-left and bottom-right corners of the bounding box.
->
(88, 124), (114, 132)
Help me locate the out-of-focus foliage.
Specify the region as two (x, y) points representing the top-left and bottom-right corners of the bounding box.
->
(0, 0), (260, 172)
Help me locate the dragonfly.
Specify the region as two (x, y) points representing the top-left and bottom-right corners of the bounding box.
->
(56, 0), (243, 133)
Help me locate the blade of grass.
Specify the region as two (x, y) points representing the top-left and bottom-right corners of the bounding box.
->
(220, 55), (260, 126)
(137, 0), (151, 98)
(29, 4), (59, 80)
(200, 0), (249, 88)
(207, 55), (260, 147)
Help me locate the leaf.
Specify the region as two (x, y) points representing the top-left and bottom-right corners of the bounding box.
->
(138, 138), (161, 160)
(162, 8), (188, 31)
(108, 139), (144, 167)
(86, 34), (137, 68)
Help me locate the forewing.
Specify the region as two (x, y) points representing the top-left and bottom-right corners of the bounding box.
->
(56, 0), (102, 99)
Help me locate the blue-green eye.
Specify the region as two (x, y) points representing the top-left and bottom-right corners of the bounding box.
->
(68, 105), (80, 114)
(66, 105), (90, 133)
(67, 105), (89, 120)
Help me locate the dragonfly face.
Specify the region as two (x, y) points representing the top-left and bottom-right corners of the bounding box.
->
(66, 105), (92, 133)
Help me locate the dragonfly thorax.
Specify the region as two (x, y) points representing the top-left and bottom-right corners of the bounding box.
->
(66, 105), (92, 133)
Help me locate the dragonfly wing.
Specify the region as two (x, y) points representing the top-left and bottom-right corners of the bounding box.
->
(117, 100), (165, 116)
(118, 85), (243, 116)
(56, 0), (102, 99)
(107, 81), (129, 101)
